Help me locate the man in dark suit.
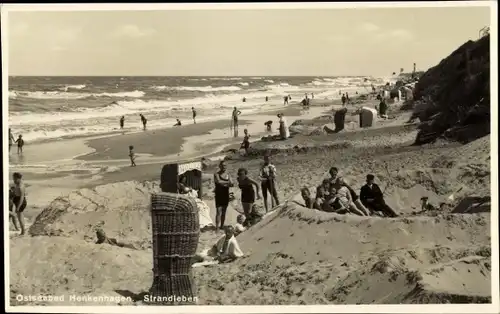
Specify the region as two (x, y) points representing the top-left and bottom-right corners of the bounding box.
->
(360, 174), (398, 217)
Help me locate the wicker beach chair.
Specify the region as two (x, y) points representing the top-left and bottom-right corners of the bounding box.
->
(160, 161), (203, 199)
(149, 193), (200, 305)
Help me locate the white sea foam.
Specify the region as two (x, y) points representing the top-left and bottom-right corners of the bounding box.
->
(9, 90), (146, 100)
(60, 84), (87, 91)
(8, 76), (386, 142)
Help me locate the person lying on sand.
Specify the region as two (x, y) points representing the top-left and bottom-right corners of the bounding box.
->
(360, 174), (399, 218)
(234, 215), (246, 235)
(95, 229), (137, 250)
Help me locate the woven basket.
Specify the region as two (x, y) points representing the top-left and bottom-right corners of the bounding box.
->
(149, 192), (200, 304)
(161, 162), (203, 199)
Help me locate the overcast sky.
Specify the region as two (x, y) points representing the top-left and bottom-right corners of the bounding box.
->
(5, 4), (491, 76)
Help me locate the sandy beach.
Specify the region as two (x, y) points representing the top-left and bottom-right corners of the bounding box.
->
(5, 6), (494, 310)
(9, 88), (493, 306)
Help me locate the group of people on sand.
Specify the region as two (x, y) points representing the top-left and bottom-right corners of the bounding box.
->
(301, 167), (398, 217)
(212, 155), (280, 232)
(239, 113), (290, 155)
(9, 128), (25, 155)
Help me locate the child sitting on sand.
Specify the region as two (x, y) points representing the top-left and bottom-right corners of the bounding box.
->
(314, 186), (327, 210)
(301, 187), (314, 209)
(15, 135), (24, 154)
(128, 145), (136, 167)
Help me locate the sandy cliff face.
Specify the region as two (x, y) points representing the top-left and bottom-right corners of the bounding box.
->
(413, 35), (490, 144)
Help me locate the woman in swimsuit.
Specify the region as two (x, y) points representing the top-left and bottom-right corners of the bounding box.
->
(213, 161), (234, 231)
(337, 177), (370, 216)
(12, 172), (27, 235)
(237, 168), (261, 219)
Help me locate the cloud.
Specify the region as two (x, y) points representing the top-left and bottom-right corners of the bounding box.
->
(359, 23), (380, 33)
(47, 28), (82, 52)
(112, 25), (156, 38)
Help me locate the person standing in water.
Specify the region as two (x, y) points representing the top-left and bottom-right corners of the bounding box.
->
(214, 161), (234, 231)
(11, 172), (27, 235)
(283, 95), (288, 105)
(231, 107), (241, 130)
(259, 155), (280, 212)
(120, 116), (125, 129)
(346, 92), (350, 104)
(9, 128), (15, 153)
(341, 94), (347, 106)
(139, 114), (147, 130)
(15, 135), (24, 155)
(192, 107), (197, 124)
(265, 96), (269, 102)
(237, 168), (261, 220)
(128, 145), (136, 167)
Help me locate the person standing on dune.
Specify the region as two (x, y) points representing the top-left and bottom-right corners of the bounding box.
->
(259, 155), (280, 212)
(214, 161), (234, 231)
(139, 114), (147, 130)
(192, 107), (197, 124)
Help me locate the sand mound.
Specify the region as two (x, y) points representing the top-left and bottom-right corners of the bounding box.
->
(192, 202), (490, 304)
(28, 181), (160, 247)
(10, 236), (152, 305)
